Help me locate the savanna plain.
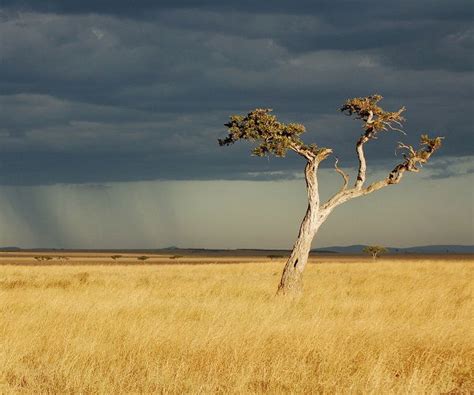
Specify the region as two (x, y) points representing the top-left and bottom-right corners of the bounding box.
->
(1, 254), (473, 394)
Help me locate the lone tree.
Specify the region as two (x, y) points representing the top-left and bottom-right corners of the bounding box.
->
(363, 246), (388, 260)
(219, 94), (442, 295)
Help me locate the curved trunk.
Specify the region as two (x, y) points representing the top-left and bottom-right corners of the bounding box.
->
(277, 161), (322, 295)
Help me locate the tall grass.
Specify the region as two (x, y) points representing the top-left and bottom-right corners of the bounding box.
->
(1, 259), (473, 393)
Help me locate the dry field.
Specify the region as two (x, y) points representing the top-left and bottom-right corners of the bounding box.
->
(1, 256), (473, 394)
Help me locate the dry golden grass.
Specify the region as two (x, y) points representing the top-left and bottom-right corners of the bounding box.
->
(1, 259), (473, 394)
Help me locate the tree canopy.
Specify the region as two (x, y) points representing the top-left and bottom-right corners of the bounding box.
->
(219, 109), (331, 161)
(219, 95), (442, 168)
(363, 246), (388, 259)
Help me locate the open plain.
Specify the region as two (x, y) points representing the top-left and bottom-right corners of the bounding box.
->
(1, 253), (473, 393)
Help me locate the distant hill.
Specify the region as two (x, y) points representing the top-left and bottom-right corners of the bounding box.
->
(312, 245), (474, 254)
(1, 245), (473, 255)
(0, 246), (22, 251)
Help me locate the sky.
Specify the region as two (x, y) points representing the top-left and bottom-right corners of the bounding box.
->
(0, 1), (473, 249)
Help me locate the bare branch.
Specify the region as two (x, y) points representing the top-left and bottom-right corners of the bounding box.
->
(334, 157), (349, 190)
(386, 123), (407, 135)
(388, 135), (443, 182)
(342, 96), (407, 190)
(322, 134), (443, 212)
(289, 142), (316, 161)
(316, 147), (333, 162)
(289, 143), (333, 164)
(397, 142), (416, 159)
(366, 110), (374, 124)
(355, 135), (369, 189)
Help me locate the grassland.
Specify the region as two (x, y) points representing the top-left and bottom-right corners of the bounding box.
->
(1, 257), (473, 393)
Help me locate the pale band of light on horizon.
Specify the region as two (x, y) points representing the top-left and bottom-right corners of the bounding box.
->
(0, 167), (472, 249)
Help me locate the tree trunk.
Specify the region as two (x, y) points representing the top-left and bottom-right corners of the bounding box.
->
(277, 161), (322, 295)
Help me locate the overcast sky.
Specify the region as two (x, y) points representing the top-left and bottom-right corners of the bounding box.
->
(0, 1), (473, 248)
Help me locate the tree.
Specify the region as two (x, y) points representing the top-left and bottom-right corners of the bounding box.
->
(363, 246), (388, 260)
(219, 94), (442, 295)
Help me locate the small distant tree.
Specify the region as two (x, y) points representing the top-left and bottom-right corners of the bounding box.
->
(219, 94), (442, 295)
(111, 255), (122, 260)
(137, 256), (149, 261)
(363, 246), (388, 260)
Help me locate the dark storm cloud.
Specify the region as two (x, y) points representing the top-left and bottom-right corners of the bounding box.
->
(0, 1), (472, 185)
(2, 1), (472, 20)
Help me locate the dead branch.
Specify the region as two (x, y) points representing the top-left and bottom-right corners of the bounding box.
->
(334, 157), (349, 190)
(355, 135), (369, 189)
(289, 142), (316, 161)
(322, 135), (443, 211)
(342, 96), (406, 190)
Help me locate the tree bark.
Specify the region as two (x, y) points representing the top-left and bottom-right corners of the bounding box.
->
(277, 161), (322, 295)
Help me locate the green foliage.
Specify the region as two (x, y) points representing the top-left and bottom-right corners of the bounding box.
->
(341, 94), (405, 135)
(218, 95), (442, 183)
(420, 135), (443, 153)
(396, 135), (444, 174)
(363, 246), (388, 259)
(219, 109), (327, 158)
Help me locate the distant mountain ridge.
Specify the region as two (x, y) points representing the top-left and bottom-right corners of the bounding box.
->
(312, 244), (474, 254)
(1, 245), (473, 254)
